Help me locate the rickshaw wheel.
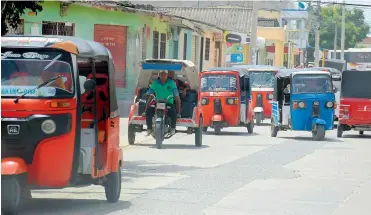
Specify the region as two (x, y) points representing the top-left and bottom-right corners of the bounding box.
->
(1, 176), (22, 214)
(312, 125), (325, 141)
(359, 131), (364, 135)
(256, 113), (263, 126)
(155, 120), (163, 149)
(195, 117), (203, 147)
(128, 124), (136, 145)
(247, 121), (254, 134)
(105, 164), (122, 203)
(270, 118), (278, 137)
(202, 127), (208, 132)
(214, 123), (221, 135)
(337, 125), (343, 138)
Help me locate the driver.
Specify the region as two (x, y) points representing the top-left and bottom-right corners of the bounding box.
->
(143, 70), (181, 136)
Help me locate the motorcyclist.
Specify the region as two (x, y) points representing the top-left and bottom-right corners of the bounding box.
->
(143, 70), (181, 136)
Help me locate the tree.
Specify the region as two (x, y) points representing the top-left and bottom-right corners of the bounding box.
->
(1, 1), (43, 36)
(309, 5), (370, 50)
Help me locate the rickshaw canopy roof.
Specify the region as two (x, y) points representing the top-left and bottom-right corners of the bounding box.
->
(203, 67), (249, 77)
(276, 68), (331, 78)
(232, 64), (281, 71)
(137, 59), (198, 89)
(1, 36), (113, 60)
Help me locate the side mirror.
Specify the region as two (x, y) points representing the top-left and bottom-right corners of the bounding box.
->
(283, 88), (289, 94)
(84, 79), (96, 92)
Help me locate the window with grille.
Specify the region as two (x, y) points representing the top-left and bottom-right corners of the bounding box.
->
(153, 31), (159, 59)
(183, 33), (188, 60)
(42, 21), (75, 36)
(5, 20), (24, 35)
(205, 38), (210, 61)
(160, 33), (166, 59)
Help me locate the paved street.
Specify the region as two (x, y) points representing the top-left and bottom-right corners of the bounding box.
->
(22, 119), (371, 215)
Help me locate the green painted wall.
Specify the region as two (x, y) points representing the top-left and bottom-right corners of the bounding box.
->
(22, 1), (169, 101)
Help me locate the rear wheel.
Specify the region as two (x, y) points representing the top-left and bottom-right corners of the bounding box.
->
(105, 164), (122, 203)
(337, 124), (343, 138)
(1, 176), (22, 215)
(247, 120), (254, 133)
(256, 113), (262, 126)
(128, 124), (135, 145)
(195, 117), (203, 147)
(155, 119), (163, 149)
(359, 131), (364, 135)
(202, 127), (208, 132)
(214, 123), (221, 135)
(270, 118), (278, 137)
(313, 124), (326, 141)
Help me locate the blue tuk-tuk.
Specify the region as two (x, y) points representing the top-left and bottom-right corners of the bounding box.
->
(270, 69), (336, 140)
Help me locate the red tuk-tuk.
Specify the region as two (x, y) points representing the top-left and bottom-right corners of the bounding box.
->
(232, 65), (279, 125)
(199, 67), (254, 134)
(1, 36), (123, 214)
(337, 70), (371, 137)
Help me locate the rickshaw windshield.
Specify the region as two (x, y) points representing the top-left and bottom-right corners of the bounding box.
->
(1, 48), (74, 98)
(201, 74), (237, 92)
(292, 74), (332, 94)
(341, 72), (371, 99)
(249, 71), (275, 88)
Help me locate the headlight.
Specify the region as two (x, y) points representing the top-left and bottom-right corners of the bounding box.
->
(201, 98), (208, 105)
(268, 94), (274, 99)
(326, 101), (334, 108)
(227, 98), (235, 104)
(314, 101), (320, 106)
(298, 101), (306, 108)
(41, 119), (56, 134)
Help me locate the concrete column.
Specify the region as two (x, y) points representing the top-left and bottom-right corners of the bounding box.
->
(274, 41), (284, 67)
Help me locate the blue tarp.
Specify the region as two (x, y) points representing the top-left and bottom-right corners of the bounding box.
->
(142, 63), (183, 71)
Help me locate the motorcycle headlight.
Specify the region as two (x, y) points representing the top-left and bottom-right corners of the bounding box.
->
(268, 94), (274, 99)
(326, 101), (334, 108)
(314, 101), (320, 106)
(227, 98), (235, 105)
(298, 101), (306, 108)
(41, 119), (56, 134)
(201, 98), (209, 105)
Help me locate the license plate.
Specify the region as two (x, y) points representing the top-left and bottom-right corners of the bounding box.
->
(7, 125), (20, 135)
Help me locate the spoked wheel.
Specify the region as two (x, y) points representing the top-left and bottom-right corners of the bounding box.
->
(195, 117), (203, 147)
(256, 113), (262, 126)
(247, 120), (254, 133)
(359, 131), (364, 135)
(128, 124), (135, 145)
(270, 118), (278, 137)
(2, 176), (22, 215)
(312, 124), (326, 141)
(105, 163), (122, 203)
(155, 120), (164, 149)
(337, 124), (343, 138)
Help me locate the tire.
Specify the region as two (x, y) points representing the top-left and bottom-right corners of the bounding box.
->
(247, 120), (254, 133)
(202, 127), (208, 132)
(256, 112), (262, 126)
(270, 118), (278, 137)
(214, 123), (221, 135)
(105, 164), (122, 203)
(195, 117), (203, 147)
(1, 176), (22, 215)
(359, 131), (364, 135)
(128, 124), (135, 145)
(337, 124), (343, 138)
(313, 124), (326, 141)
(155, 120), (163, 149)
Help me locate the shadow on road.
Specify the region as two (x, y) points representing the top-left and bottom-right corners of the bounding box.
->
(131, 143), (209, 150)
(277, 136), (344, 142)
(22, 198), (131, 215)
(203, 131), (259, 136)
(341, 134), (371, 139)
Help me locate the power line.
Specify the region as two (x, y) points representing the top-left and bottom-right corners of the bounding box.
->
(299, 1), (371, 7)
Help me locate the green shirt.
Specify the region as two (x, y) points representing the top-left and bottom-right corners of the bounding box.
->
(147, 79), (179, 104)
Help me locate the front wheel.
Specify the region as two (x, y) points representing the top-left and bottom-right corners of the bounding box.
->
(155, 119), (164, 149)
(313, 124), (326, 141)
(247, 120), (254, 133)
(255, 112), (263, 126)
(214, 122), (221, 135)
(1, 176), (22, 215)
(202, 127), (208, 132)
(195, 117), (203, 147)
(270, 118), (278, 137)
(337, 125), (343, 138)
(128, 124), (135, 145)
(105, 164), (122, 202)
(359, 131), (364, 135)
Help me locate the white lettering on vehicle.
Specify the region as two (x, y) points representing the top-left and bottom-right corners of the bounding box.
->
(1, 51), (49, 59)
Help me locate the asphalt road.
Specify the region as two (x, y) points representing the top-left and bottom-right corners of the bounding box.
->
(20, 119), (371, 215)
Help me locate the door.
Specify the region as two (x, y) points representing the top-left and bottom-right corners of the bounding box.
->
(94, 24), (127, 90)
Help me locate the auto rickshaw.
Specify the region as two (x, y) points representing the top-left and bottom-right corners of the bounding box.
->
(232, 65), (280, 125)
(128, 59), (202, 148)
(270, 69), (336, 141)
(199, 67), (254, 134)
(1, 36), (123, 214)
(337, 70), (371, 137)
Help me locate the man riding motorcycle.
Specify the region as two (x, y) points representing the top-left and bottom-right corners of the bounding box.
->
(143, 70), (181, 136)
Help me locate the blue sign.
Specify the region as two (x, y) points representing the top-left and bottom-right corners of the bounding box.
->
(231, 54), (244, 63)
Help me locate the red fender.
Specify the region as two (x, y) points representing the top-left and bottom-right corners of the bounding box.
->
(2, 157), (28, 175)
(128, 104), (136, 120)
(212, 114), (224, 122)
(111, 148), (123, 172)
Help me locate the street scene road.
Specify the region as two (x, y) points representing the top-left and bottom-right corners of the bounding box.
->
(22, 119), (371, 215)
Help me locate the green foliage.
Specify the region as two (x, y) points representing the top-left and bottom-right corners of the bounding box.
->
(309, 5), (370, 50)
(1, 1), (43, 36)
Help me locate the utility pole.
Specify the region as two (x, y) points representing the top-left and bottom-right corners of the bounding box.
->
(340, 1), (345, 60)
(314, 0), (321, 67)
(249, 1), (258, 65)
(334, 21), (337, 59)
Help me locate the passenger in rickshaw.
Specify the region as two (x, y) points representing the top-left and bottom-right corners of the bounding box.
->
(168, 70), (189, 99)
(144, 70), (181, 136)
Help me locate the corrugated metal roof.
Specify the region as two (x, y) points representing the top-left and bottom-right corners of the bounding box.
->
(156, 7), (253, 34)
